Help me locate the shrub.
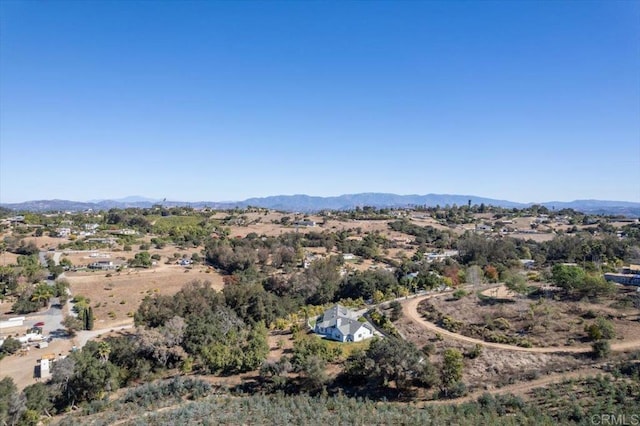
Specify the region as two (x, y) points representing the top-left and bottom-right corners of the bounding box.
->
(0, 337), (21, 355)
(441, 316), (463, 333)
(452, 289), (468, 300)
(465, 344), (483, 359)
(585, 317), (615, 341)
(592, 340), (611, 359)
(389, 300), (402, 321)
(492, 317), (511, 331)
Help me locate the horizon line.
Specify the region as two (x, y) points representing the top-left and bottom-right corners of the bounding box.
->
(1, 192), (639, 206)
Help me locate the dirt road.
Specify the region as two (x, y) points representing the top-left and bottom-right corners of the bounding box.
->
(402, 294), (640, 354)
(76, 322), (134, 347)
(424, 366), (603, 405)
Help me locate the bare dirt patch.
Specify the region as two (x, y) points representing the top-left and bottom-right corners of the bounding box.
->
(0, 252), (19, 266)
(480, 285), (517, 300)
(0, 339), (74, 390)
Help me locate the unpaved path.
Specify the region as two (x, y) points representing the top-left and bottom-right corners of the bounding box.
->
(402, 294), (640, 354)
(424, 366), (603, 405)
(76, 322), (134, 347)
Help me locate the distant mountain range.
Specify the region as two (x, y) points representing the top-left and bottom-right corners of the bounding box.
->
(1, 193), (639, 217)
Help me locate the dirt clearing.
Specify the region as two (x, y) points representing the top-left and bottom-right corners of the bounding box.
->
(65, 263), (225, 329)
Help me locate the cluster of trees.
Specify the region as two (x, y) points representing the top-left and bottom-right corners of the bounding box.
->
(128, 251), (152, 268)
(261, 332), (343, 391)
(342, 338), (465, 398)
(11, 280), (68, 315)
(550, 264), (616, 299)
(0, 281), (271, 421)
(389, 220), (453, 247)
(456, 233), (523, 267)
(335, 231), (389, 260)
(542, 234), (633, 266)
(259, 334), (466, 397)
(103, 208), (224, 247)
(133, 280), (269, 376)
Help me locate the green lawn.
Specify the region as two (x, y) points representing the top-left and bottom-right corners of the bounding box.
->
(322, 337), (372, 357)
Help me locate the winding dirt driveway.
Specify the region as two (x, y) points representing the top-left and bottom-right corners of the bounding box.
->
(402, 293), (640, 354)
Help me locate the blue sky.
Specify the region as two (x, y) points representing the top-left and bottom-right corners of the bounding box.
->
(1, 1), (639, 204)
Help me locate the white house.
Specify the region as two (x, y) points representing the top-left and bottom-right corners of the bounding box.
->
(56, 228), (72, 238)
(314, 305), (374, 343)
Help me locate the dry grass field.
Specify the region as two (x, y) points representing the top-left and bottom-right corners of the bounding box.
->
(508, 232), (557, 242)
(215, 211), (413, 241)
(65, 263), (225, 329)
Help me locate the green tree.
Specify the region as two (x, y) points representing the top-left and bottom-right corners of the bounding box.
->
(129, 251), (152, 268)
(585, 317), (615, 341)
(0, 337), (21, 356)
(83, 307), (94, 330)
(23, 382), (53, 418)
(97, 342), (111, 363)
(12, 292), (41, 314)
(30, 283), (53, 308)
(344, 337), (434, 391)
(52, 342), (120, 406)
(243, 321), (269, 370)
(299, 355), (328, 391)
(0, 377), (25, 425)
(62, 315), (83, 335)
(441, 348), (464, 397)
(505, 272), (529, 297)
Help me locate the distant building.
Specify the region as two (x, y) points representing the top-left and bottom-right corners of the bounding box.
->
(519, 259), (535, 269)
(86, 238), (117, 246)
(425, 250), (459, 262)
(295, 220), (316, 227)
(604, 265), (640, 287)
(56, 228), (72, 238)
(88, 261), (117, 270)
(112, 229), (137, 236)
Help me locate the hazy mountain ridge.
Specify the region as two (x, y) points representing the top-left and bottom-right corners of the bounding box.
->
(1, 193), (639, 216)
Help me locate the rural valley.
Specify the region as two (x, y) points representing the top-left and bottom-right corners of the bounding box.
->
(0, 202), (639, 424)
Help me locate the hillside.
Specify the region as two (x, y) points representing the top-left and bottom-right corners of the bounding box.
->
(2, 193), (639, 216)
